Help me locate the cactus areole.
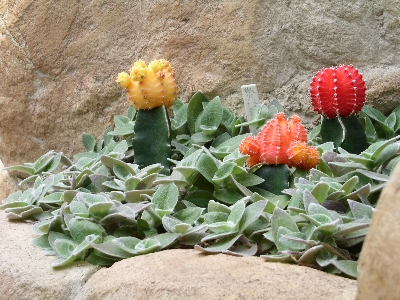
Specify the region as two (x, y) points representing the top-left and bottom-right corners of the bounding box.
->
(309, 65), (366, 119)
(116, 59), (178, 110)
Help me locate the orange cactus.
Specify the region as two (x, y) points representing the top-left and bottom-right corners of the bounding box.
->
(239, 113), (319, 170)
(239, 136), (260, 167)
(287, 114), (308, 143)
(258, 112), (290, 165)
(287, 141), (320, 170)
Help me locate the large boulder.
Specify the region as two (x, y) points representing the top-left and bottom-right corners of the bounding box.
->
(1, 1), (400, 166)
(0, 162), (100, 299)
(79, 249), (357, 300)
(0, 211), (357, 300)
(0, 210), (101, 300)
(356, 163), (400, 299)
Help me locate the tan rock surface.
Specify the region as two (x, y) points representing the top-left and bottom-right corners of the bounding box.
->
(0, 210), (100, 300)
(356, 163), (400, 299)
(80, 249), (357, 300)
(1, 1), (400, 166)
(0, 159), (18, 200)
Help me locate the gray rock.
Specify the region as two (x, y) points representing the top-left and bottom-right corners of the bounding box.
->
(356, 162), (400, 299)
(1, 1), (400, 166)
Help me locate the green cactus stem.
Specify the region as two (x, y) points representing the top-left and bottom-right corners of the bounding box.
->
(321, 116), (367, 154)
(132, 106), (171, 175)
(254, 164), (290, 195)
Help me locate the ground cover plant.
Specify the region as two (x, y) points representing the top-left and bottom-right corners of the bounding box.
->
(2, 61), (400, 279)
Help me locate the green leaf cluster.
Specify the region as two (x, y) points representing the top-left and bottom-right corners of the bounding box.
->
(2, 91), (400, 279)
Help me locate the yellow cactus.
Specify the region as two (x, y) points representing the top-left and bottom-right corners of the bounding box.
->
(116, 59), (178, 110)
(116, 72), (131, 88)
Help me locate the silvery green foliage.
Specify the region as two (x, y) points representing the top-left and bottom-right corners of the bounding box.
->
(2, 93), (399, 279)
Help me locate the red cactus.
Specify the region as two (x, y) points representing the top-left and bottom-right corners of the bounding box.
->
(309, 65), (366, 118)
(239, 113), (319, 170)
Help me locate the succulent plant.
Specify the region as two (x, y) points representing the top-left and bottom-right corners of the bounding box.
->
(116, 59), (178, 175)
(309, 65), (367, 154)
(239, 112), (319, 169)
(1, 63), (398, 280)
(238, 112), (319, 195)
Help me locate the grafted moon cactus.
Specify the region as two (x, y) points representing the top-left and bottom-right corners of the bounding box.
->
(239, 112), (319, 170)
(309, 65), (366, 118)
(309, 65), (367, 154)
(117, 59), (178, 174)
(116, 59), (178, 110)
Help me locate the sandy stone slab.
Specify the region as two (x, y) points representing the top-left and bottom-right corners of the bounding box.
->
(80, 249), (357, 300)
(0, 211), (100, 300)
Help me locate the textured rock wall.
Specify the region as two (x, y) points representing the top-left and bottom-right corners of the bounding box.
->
(1, 0), (399, 166)
(0, 158), (18, 199)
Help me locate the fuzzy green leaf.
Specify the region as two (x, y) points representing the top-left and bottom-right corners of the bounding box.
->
(307, 203), (335, 220)
(234, 172), (264, 187)
(348, 200), (374, 219)
(227, 200), (246, 225)
(82, 133), (97, 152)
(311, 182), (330, 203)
(271, 207), (299, 244)
(173, 207), (203, 224)
(2, 165), (36, 175)
(77, 193), (108, 206)
(68, 218), (106, 243)
(89, 240), (132, 258)
(278, 227), (307, 251)
(204, 211), (229, 224)
(261, 253), (294, 263)
(239, 200), (267, 231)
(363, 105), (394, 137)
(196, 153), (218, 182)
(212, 162), (236, 184)
(68, 201), (90, 218)
(331, 260), (358, 278)
(151, 183), (179, 217)
(372, 143), (400, 168)
(32, 234), (51, 249)
(88, 202), (114, 218)
(187, 91), (208, 134)
(199, 96), (223, 135)
(195, 234), (241, 253)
